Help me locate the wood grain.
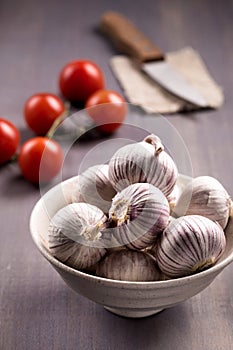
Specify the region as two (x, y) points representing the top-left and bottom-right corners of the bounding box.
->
(1, 0), (233, 349)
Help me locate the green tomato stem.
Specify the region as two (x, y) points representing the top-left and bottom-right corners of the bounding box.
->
(46, 101), (71, 139)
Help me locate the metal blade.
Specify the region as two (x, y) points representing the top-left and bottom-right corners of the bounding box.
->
(142, 61), (208, 107)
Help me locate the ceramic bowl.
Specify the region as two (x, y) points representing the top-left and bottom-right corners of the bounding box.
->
(29, 175), (233, 318)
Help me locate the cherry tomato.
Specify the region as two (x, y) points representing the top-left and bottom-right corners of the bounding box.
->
(0, 118), (20, 165)
(59, 60), (105, 104)
(18, 137), (63, 184)
(85, 89), (127, 133)
(24, 93), (65, 135)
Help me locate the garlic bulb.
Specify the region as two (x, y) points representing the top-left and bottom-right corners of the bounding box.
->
(108, 182), (170, 250)
(108, 134), (178, 196)
(173, 176), (231, 229)
(96, 250), (160, 281)
(72, 164), (116, 213)
(48, 203), (107, 269)
(157, 215), (226, 278)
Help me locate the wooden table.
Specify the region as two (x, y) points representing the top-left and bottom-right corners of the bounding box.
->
(1, 0), (233, 349)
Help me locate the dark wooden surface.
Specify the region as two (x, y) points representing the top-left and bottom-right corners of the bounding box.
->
(1, 0), (233, 349)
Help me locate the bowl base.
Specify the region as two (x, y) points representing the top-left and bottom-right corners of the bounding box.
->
(104, 306), (164, 318)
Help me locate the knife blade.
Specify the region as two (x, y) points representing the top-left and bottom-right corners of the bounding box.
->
(100, 12), (207, 107)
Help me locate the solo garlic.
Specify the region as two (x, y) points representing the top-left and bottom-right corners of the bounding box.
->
(96, 250), (160, 281)
(72, 164), (116, 213)
(173, 175), (231, 229)
(157, 215), (226, 278)
(48, 203), (107, 269)
(108, 134), (178, 196)
(108, 182), (170, 250)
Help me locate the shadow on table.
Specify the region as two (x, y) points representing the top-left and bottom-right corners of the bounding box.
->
(95, 302), (191, 349)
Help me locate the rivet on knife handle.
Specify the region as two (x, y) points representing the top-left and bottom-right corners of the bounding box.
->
(100, 11), (164, 62)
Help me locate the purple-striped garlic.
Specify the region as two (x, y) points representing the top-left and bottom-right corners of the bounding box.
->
(173, 176), (231, 229)
(108, 182), (170, 250)
(108, 134), (178, 197)
(156, 215), (226, 278)
(71, 164), (116, 213)
(96, 250), (160, 281)
(48, 203), (107, 270)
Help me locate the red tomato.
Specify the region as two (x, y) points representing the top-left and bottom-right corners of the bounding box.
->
(85, 89), (127, 133)
(18, 137), (63, 184)
(24, 93), (65, 135)
(0, 118), (20, 165)
(59, 60), (105, 104)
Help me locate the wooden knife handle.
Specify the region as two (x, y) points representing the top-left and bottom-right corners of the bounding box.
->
(100, 11), (164, 62)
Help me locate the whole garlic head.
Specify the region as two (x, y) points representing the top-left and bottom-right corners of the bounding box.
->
(173, 175), (231, 229)
(108, 182), (170, 250)
(157, 215), (226, 278)
(96, 250), (160, 281)
(108, 134), (178, 196)
(72, 164), (116, 213)
(48, 203), (107, 270)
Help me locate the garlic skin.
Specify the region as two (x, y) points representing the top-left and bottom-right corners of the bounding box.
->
(167, 184), (180, 212)
(48, 203), (107, 270)
(108, 134), (178, 196)
(96, 250), (160, 281)
(72, 164), (116, 213)
(157, 215), (226, 278)
(173, 176), (231, 229)
(108, 183), (170, 250)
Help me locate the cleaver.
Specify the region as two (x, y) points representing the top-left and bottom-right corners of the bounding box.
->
(100, 12), (207, 107)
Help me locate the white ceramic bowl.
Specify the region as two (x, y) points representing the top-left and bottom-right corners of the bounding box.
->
(30, 175), (233, 318)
